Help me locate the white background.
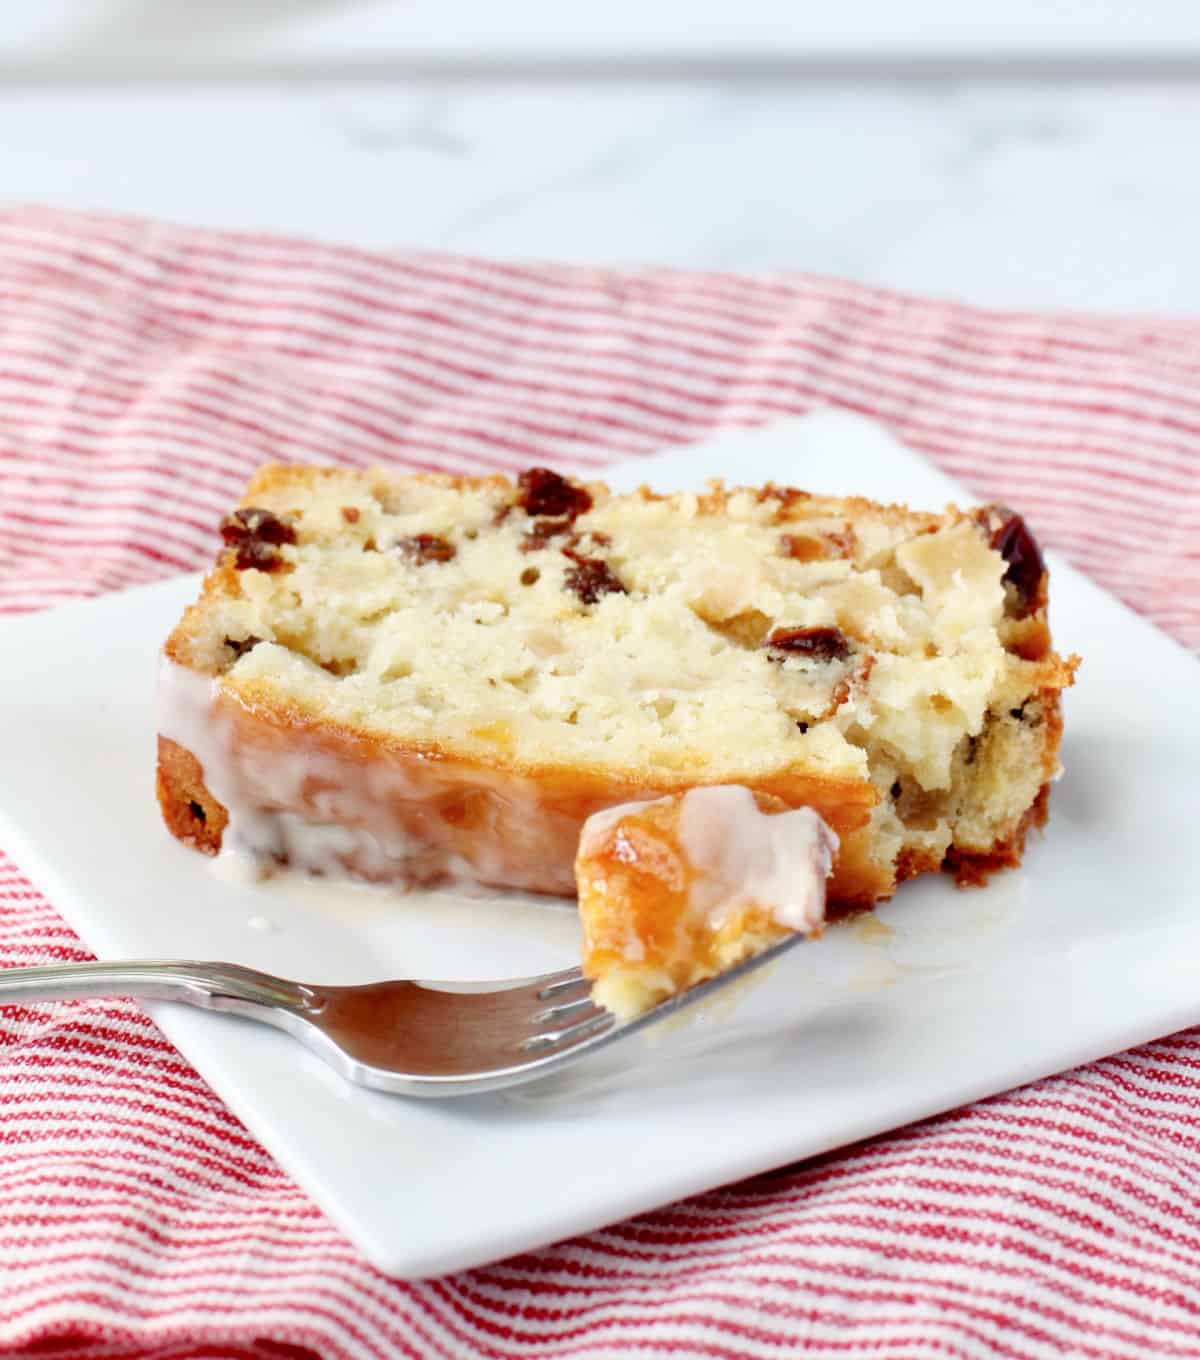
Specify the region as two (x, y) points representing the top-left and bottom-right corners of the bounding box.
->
(1, 2), (1200, 311)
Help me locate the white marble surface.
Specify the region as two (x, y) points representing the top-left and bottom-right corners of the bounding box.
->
(7, 1), (1200, 69)
(0, 78), (1197, 314)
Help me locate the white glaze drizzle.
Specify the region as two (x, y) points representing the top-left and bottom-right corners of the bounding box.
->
(158, 658), (441, 883)
(158, 658), (605, 893)
(678, 786), (836, 932)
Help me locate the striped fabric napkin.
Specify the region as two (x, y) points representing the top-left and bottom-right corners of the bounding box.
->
(0, 204), (1197, 1359)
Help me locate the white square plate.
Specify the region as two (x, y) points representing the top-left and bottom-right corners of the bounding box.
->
(1, 410), (1197, 1279)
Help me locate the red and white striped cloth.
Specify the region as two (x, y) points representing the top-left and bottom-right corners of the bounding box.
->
(0, 204), (1198, 1359)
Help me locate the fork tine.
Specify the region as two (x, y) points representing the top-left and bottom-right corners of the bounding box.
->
(520, 1010), (614, 1053)
(535, 967), (587, 1000)
(534, 993), (597, 1024)
(520, 933), (808, 1056)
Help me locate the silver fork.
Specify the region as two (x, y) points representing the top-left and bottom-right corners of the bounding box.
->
(0, 933), (806, 1097)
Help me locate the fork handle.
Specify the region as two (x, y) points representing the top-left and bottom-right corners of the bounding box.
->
(0, 959), (314, 1014)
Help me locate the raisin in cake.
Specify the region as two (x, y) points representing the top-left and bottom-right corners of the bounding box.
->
(576, 787), (837, 1019)
(157, 464), (1077, 905)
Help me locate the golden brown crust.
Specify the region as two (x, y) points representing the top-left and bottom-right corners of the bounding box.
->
(226, 466), (1011, 549)
(946, 783), (1051, 887)
(627, 475), (950, 536)
(1003, 615), (1053, 662)
(156, 736), (227, 855)
(158, 714), (1059, 903)
(155, 699), (884, 902)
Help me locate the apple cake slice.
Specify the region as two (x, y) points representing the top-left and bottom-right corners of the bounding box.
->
(157, 463), (1076, 907)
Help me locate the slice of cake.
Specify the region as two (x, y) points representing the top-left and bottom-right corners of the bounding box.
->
(157, 464), (1077, 906)
(576, 787), (837, 1020)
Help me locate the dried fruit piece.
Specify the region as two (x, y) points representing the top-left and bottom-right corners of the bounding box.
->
(219, 507), (297, 572)
(224, 634), (261, 661)
(565, 557), (627, 605)
(766, 626), (852, 662)
(517, 468), (593, 520)
(521, 517), (575, 552)
(398, 534), (456, 565)
(989, 510), (1045, 614)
